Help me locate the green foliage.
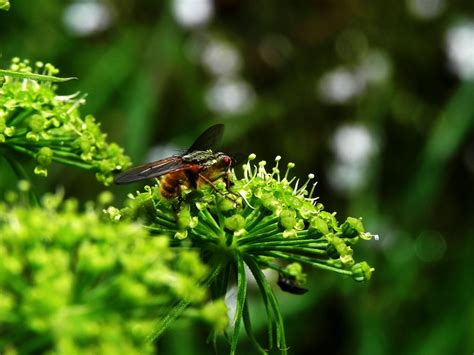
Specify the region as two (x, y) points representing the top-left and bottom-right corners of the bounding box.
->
(0, 58), (131, 185)
(112, 154), (375, 353)
(0, 188), (226, 354)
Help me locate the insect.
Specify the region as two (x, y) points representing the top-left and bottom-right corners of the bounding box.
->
(114, 124), (234, 199)
(277, 274), (309, 295)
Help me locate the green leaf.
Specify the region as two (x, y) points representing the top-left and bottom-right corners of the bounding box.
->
(147, 299), (190, 343)
(231, 253), (248, 355)
(243, 298), (267, 354)
(0, 69), (76, 82)
(245, 255), (287, 354)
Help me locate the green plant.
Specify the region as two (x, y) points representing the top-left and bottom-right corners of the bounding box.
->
(0, 187), (227, 354)
(113, 154), (375, 354)
(0, 58), (375, 354)
(0, 58), (130, 185)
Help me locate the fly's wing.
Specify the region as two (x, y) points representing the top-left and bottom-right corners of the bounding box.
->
(185, 124), (224, 153)
(114, 156), (193, 184)
(229, 152), (246, 167)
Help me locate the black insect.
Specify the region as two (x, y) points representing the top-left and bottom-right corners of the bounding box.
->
(277, 274), (309, 295)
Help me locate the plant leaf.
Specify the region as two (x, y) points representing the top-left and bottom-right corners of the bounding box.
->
(243, 298), (267, 354)
(230, 253), (248, 355)
(245, 256), (288, 354)
(0, 69), (76, 82)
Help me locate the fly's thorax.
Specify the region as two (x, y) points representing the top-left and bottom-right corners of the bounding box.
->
(182, 150), (231, 169)
(182, 150), (215, 164)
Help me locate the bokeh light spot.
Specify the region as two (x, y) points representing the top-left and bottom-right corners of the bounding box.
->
(445, 20), (474, 80)
(172, 0), (213, 28)
(63, 1), (112, 37)
(205, 78), (255, 115)
(407, 0), (445, 20)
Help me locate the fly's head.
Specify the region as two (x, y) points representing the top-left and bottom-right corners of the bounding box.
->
(213, 152), (232, 171)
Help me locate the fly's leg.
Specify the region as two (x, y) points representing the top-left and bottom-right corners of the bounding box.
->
(173, 195), (184, 213)
(198, 173), (239, 202)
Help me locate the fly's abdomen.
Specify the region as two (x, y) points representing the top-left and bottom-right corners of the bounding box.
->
(160, 171), (189, 199)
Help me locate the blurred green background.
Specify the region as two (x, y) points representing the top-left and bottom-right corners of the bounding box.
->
(1, 0), (474, 353)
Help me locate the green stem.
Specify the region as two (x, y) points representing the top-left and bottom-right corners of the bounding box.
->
(147, 262), (223, 342)
(261, 251), (353, 276)
(3, 153), (39, 206)
(245, 245), (328, 256)
(7, 108), (35, 126)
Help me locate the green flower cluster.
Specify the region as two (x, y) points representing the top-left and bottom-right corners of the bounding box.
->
(111, 154), (376, 354)
(0, 188), (227, 354)
(0, 58), (130, 185)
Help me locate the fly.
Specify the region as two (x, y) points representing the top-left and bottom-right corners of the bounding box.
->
(114, 124), (234, 199)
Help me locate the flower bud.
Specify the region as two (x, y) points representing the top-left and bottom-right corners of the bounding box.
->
(28, 114), (47, 133)
(341, 217), (364, 239)
(352, 261), (374, 282)
(224, 214), (245, 231)
(36, 147), (53, 166)
(177, 206), (192, 230)
(309, 216), (329, 235)
(280, 209), (296, 230)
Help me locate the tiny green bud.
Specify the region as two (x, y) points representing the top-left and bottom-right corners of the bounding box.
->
(283, 229), (298, 238)
(218, 197), (235, 212)
(28, 114), (47, 133)
(36, 147), (53, 166)
(175, 230), (188, 240)
(224, 214), (245, 231)
(352, 261), (374, 282)
(280, 209), (296, 230)
(248, 153), (256, 161)
(327, 234), (353, 259)
(34, 166), (48, 176)
(4, 126), (15, 137)
(104, 206), (122, 221)
(177, 206), (192, 230)
(309, 216), (329, 235)
(26, 131), (40, 141)
(341, 217), (364, 239)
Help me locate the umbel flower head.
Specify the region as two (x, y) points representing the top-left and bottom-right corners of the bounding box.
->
(0, 58), (130, 185)
(0, 185), (227, 354)
(112, 154), (376, 354)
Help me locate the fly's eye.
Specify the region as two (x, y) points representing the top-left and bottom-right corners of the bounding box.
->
(223, 156), (232, 166)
